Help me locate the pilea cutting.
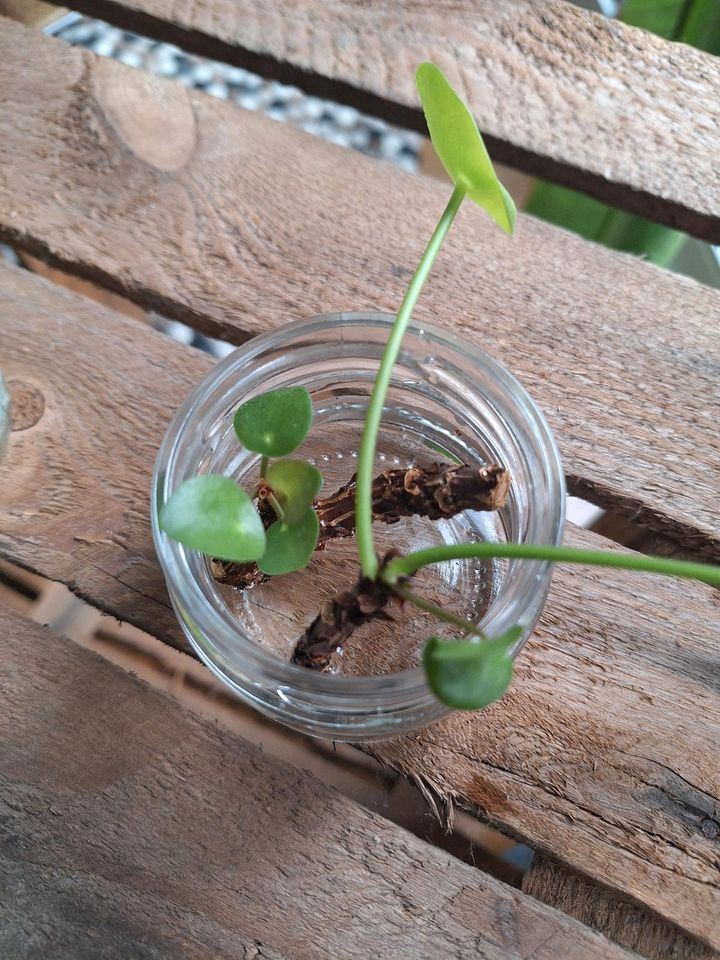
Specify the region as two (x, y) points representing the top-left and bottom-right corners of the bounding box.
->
(160, 63), (720, 711)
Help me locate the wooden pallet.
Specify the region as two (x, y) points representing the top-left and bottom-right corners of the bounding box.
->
(0, 4), (718, 957)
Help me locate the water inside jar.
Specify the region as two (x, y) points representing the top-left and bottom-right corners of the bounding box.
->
(206, 405), (507, 678)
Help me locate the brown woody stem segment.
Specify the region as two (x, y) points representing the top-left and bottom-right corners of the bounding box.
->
(212, 462), (509, 590)
(291, 565), (396, 670)
(318, 461), (509, 538)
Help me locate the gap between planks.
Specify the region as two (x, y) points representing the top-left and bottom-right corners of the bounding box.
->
(0, 554), (524, 886)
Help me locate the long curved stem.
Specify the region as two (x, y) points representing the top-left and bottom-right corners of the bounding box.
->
(382, 542), (720, 588)
(355, 185), (466, 578)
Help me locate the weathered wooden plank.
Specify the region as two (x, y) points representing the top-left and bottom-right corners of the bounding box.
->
(65, 0), (720, 242)
(522, 857), (715, 960)
(0, 21), (718, 558)
(1, 257), (719, 946)
(0, 264), (209, 656)
(0, 0), (64, 28)
(1, 608), (633, 960)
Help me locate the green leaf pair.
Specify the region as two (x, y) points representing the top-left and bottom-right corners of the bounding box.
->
(159, 386), (322, 574)
(260, 458), (322, 575)
(265, 458), (322, 525)
(423, 626), (522, 710)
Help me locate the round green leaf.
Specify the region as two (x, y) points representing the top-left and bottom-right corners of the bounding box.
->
(159, 475), (266, 562)
(266, 459), (323, 525)
(258, 507), (319, 576)
(423, 627), (520, 710)
(416, 62), (516, 235)
(233, 386), (313, 457)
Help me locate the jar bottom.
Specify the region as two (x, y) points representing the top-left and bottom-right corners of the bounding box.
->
(211, 412), (507, 677)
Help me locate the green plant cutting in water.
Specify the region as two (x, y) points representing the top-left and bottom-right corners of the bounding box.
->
(160, 63), (720, 712)
(159, 384), (323, 577)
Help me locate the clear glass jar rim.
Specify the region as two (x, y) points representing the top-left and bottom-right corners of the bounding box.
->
(151, 312), (566, 704)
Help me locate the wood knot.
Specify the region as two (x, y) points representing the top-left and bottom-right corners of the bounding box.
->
(93, 57), (196, 171)
(8, 380), (45, 431)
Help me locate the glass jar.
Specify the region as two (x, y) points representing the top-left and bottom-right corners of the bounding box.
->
(151, 312), (565, 741)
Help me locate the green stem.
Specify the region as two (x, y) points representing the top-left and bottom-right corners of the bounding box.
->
(267, 492), (285, 520)
(260, 455), (269, 479)
(355, 185), (466, 578)
(383, 542), (720, 588)
(392, 583), (483, 638)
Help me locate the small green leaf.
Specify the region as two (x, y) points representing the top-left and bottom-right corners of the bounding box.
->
(424, 440), (462, 465)
(258, 507), (319, 576)
(423, 626), (522, 710)
(266, 459), (323, 525)
(416, 62), (515, 234)
(234, 386), (312, 457)
(159, 475), (266, 562)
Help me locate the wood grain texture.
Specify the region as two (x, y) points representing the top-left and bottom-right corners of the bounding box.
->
(65, 0), (720, 241)
(0, 0), (64, 28)
(522, 858), (715, 960)
(1, 609), (633, 960)
(1, 261), (719, 947)
(0, 261), (211, 656)
(0, 20), (718, 559)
